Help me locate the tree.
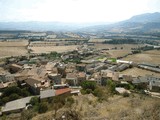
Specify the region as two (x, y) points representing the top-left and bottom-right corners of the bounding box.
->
(107, 80), (116, 93)
(81, 81), (96, 91)
(3, 86), (21, 97)
(2, 97), (9, 103)
(30, 96), (39, 106)
(9, 93), (19, 101)
(21, 88), (30, 97)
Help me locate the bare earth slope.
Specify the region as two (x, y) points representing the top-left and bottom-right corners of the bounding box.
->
(32, 94), (160, 120)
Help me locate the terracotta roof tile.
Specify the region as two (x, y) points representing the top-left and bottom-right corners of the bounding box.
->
(55, 88), (71, 96)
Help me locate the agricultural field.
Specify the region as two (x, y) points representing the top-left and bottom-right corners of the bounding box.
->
(93, 43), (144, 58)
(29, 45), (78, 54)
(0, 40), (28, 58)
(124, 50), (160, 64)
(88, 39), (111, 43)
(0, 47), (28, 58)
(120, 67), (160, 77)
(64, 33), (81, 38)
(0, 40), (28, 47)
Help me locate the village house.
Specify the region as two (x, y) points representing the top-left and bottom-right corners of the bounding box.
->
(108, 65), (119, 72)
(52, 67), (58, 74)
(0, 73), (15, 83)
(132, 76), (149, 89)
(9, 64), (22, 73)
(53, 84), (69, 89)
(117, 60), (133, 64)
(117, 64), (130, 72)
(1, 96), (33, 114)
(48, 73), (61, 84)
(101, 73), (108, 86)
(101, 69), (119, 82)
(66, 73), (77, 86)
(45, 62), (58, 73)
(65, 68), (74, 74)
(89, 72), (102, 85)
(18, 60), (29, 66)
(77, 72), (86, 85)
(40, 87), (71, 101)
(23, 64), (33, 69)
(105, 70), (119, 81)
(57, 64), (66, 77)
(121, 74), (134, 82)
(147, 76), (160, 92)
(111, 72), (119, 81)
(24, 78), (50, 95)
(40, 89), (55, 101)
(94, 64), (105, 72)
(76, 64), (86, 72)
(55, 88), (71, 96)
(115, 87), (131, 94)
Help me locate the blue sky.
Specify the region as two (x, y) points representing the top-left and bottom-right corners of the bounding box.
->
(0, 0), (160, 23)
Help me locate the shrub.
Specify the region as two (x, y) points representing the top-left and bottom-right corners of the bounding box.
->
(9, 93), (20, 101)
(123, 92), (130, 97)
(21, 110), (34, 120)
(38, 102), (48, 113)
(3, 86), (21, 97)
(81, 81), (96, 91)
(2, 97), (9, 103)
(30, 97), (39, 106)
(66, 96), (75, 108)
(66, 96), (74, 105)
(107, 80), (116, 93)
(85, 89), (92, 94)
(93, 88), (103, 98)
(80, 89), (86, 95)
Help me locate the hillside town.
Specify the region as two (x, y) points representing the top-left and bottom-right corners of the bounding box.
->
(0, 43), (160, 117)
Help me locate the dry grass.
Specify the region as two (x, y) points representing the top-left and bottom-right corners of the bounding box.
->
(94, 43), (144, 50)
(89, 39), (111, 43)
(32, 94), (160, 120)
(0, 40), (28, 47)
(29, 45), (78, 54)
(0, 40), (28, 58)
(124, 50), (160, 64)
(120, 67), (160, 77)
(0, 47), (28, 58)
(93, 43), (144, 58)
(107, 50), (131, 58)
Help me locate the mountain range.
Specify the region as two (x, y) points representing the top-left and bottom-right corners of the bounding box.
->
(81, 12), (160, 33)
(0, 12), (160, 33)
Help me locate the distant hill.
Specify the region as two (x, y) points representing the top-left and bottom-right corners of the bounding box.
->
(0, 22), (82, 31)
(80, 12), (160, 33)
(126, 12), (160, 23)
(0, 21), (109, 32)
(0, 12), (160, 33)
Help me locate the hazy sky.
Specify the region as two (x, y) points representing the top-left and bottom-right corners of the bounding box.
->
(0, 0), (160, 23)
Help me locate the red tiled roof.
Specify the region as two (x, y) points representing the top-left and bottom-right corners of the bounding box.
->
(55, 88), (71, 96)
